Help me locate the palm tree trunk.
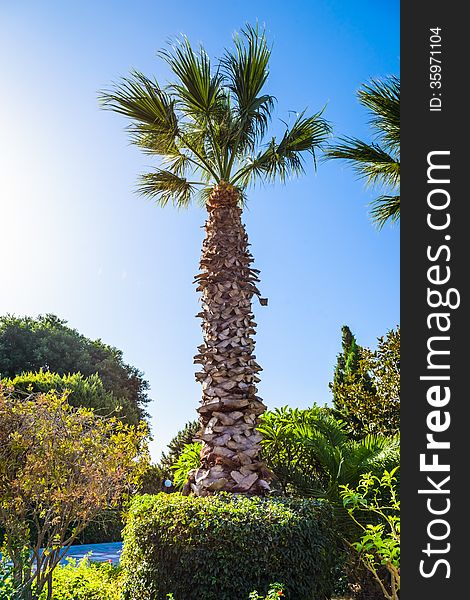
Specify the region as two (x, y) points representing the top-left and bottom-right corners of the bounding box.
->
(187, 183), (270, 495)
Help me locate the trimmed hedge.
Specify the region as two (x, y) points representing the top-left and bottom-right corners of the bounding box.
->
(121, 493), (341, 600)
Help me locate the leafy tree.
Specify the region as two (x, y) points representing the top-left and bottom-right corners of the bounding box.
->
(326, 76), (400, 228)
(0, 314), (150, 424)
(330, 327), (400, 437)
(0, 385), (149, 600)
(341, 468), (400, 600)
(100, 24), (331, 494)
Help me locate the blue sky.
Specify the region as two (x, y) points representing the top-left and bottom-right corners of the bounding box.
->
(0, 0), (399, 460)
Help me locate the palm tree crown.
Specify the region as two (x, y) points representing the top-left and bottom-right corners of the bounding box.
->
(100, 24), (331, 207)
(326, 76), (400, 228)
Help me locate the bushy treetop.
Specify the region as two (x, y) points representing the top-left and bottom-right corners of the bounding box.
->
(0, 314), (150, 424)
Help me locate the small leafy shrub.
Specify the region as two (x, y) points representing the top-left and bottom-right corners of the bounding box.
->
(341, 468), (400, 600)
(37, 556), (123, 600)
(170, 442), (202, 489)
(0, 387), (149, 600)
(121, 493), (341, 600)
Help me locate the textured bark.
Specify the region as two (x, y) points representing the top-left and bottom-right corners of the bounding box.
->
(186, 183), (271, 495)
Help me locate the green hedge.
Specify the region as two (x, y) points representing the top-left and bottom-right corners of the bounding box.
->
(121, 493), (341, 600)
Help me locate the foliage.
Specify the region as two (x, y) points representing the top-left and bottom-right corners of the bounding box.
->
(3, 370), (122, 419)
(158, 420), (199, 476)
(0, 314), (150, 424)
(1, 370), (142, 545)
(170, 442), (202, 490)
(100, 24), (331, 208)
(248, 583), (284, 599)
(137, 422), (200, 494)
(325, 76), (400, 228)
(341, 468), (400, 600)
(73, 509), (124, 545)
(120, 492), (341, 600)
(36, 556), (123, 600)
(331, 326), (374, 408)
(0, 560), (21, 600)
(0, 386), (149, 600)
(330, 327), (400, 437)
(258, 405), (399, 502)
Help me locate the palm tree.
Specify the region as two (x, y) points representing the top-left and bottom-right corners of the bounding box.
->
(326, 76), (400, 228)
(100, 25), (331, 496)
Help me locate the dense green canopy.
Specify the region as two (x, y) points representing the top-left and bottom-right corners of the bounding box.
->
(0, 314), (150, 423)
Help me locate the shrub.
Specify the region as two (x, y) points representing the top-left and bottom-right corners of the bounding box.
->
(37, 556), (123, 600)
(121, 493), (342, 600)
(3, 370), (121, 417)
(258, 406), (399, 501)
(341, 468), (400, 600)
(0, 560), (20, 600)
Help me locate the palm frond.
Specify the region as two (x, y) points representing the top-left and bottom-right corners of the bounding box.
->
(326, 75), (400, 228)
(160, 37), (223, 121)
(100, 70), (179, 154)
(369, 194), (400, 229)
(359, 76), (400, 152)
(325, 139), (399, 188)
(221, 24), (275, 149)
(137, 169), (197, 208)
(234, 110), (331, 185)
(160, 151), (191, 176)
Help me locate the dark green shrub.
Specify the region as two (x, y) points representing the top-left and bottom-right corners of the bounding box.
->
(121, 493), (342, 600)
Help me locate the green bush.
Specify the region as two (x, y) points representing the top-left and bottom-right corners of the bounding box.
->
(121, 493), (342, 600)
(3, 370), (122, 418)
(38, 556), (123, 600)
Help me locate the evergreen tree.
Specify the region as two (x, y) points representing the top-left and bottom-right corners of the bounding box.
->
(330, 326), (399, 437)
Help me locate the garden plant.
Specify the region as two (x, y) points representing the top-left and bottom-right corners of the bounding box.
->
(341, 468), (400, 600)
(0, 386), (149, 600)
